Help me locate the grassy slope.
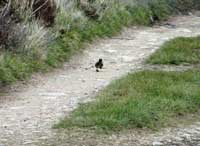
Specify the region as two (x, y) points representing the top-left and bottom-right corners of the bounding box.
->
(0, 1), (171, 84)
(0, 0), (199, 85)
(55, 70), (200, 131)
(147, 36), (200, 65)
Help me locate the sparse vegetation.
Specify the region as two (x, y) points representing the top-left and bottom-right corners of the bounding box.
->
(0, 0), (199, 85)
(147, 36), (200, 65)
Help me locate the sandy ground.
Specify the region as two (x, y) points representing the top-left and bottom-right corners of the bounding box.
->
(0, 13), (200, 146)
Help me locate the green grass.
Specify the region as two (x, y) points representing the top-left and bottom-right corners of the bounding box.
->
(55, 70), (200, 131)
(147, 36), (200, 65)
(0, 3), (171, 85)
(1, 0), (199, 85)
(0, 53), (48, 84)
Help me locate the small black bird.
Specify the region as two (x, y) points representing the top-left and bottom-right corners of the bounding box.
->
(95, 58), (103, 72)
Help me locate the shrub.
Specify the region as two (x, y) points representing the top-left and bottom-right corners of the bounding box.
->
(127, 5), (152, 25)
(0, 22), (9, 49)
(148, 0), (171, 21)
(0, 0), (11, 48)
(12, 0), (56, 26)
(32, 0), (56, 27)
(167, 0), (195, 14)
(77, 0), (107, 20)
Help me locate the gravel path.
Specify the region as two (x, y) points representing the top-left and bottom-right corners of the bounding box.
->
(0, 14), (200, 146)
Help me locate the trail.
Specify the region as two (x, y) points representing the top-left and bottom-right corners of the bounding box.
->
(0, 14), (200, 146)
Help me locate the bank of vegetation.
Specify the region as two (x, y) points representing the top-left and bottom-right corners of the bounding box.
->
(0, 0), (199, 84)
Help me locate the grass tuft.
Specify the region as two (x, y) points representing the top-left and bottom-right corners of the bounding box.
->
(147, 36), (200, 65)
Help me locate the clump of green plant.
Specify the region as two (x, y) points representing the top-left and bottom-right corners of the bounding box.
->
(148, 0), (171, 21)
(55, 70), (200, 131)
(127, 5), (152, 25)
(167, 0), (195, 14)
(0, 54), (29, 84)
(147, 36), (200, 65)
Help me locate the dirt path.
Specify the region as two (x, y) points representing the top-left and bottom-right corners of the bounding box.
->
(0, 14), (200, 146)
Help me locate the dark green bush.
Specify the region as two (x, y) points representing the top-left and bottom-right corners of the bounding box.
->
(148, 0), (171, 21)
(167, 0), (198, 13)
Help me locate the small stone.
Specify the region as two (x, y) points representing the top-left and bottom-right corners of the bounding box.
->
(196, 127), (200, 131)
(110, 61), (116, 64)
(24, 118), (29, 122)
(23, 141), (35, 145)
(122, 56), (135, 63)
(173, 137), (183, 141)
(188, 12), (193, 16)
(181, 133), (191, 139)
(106, 49), (117, 53)
(152, 141), (163, 146)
